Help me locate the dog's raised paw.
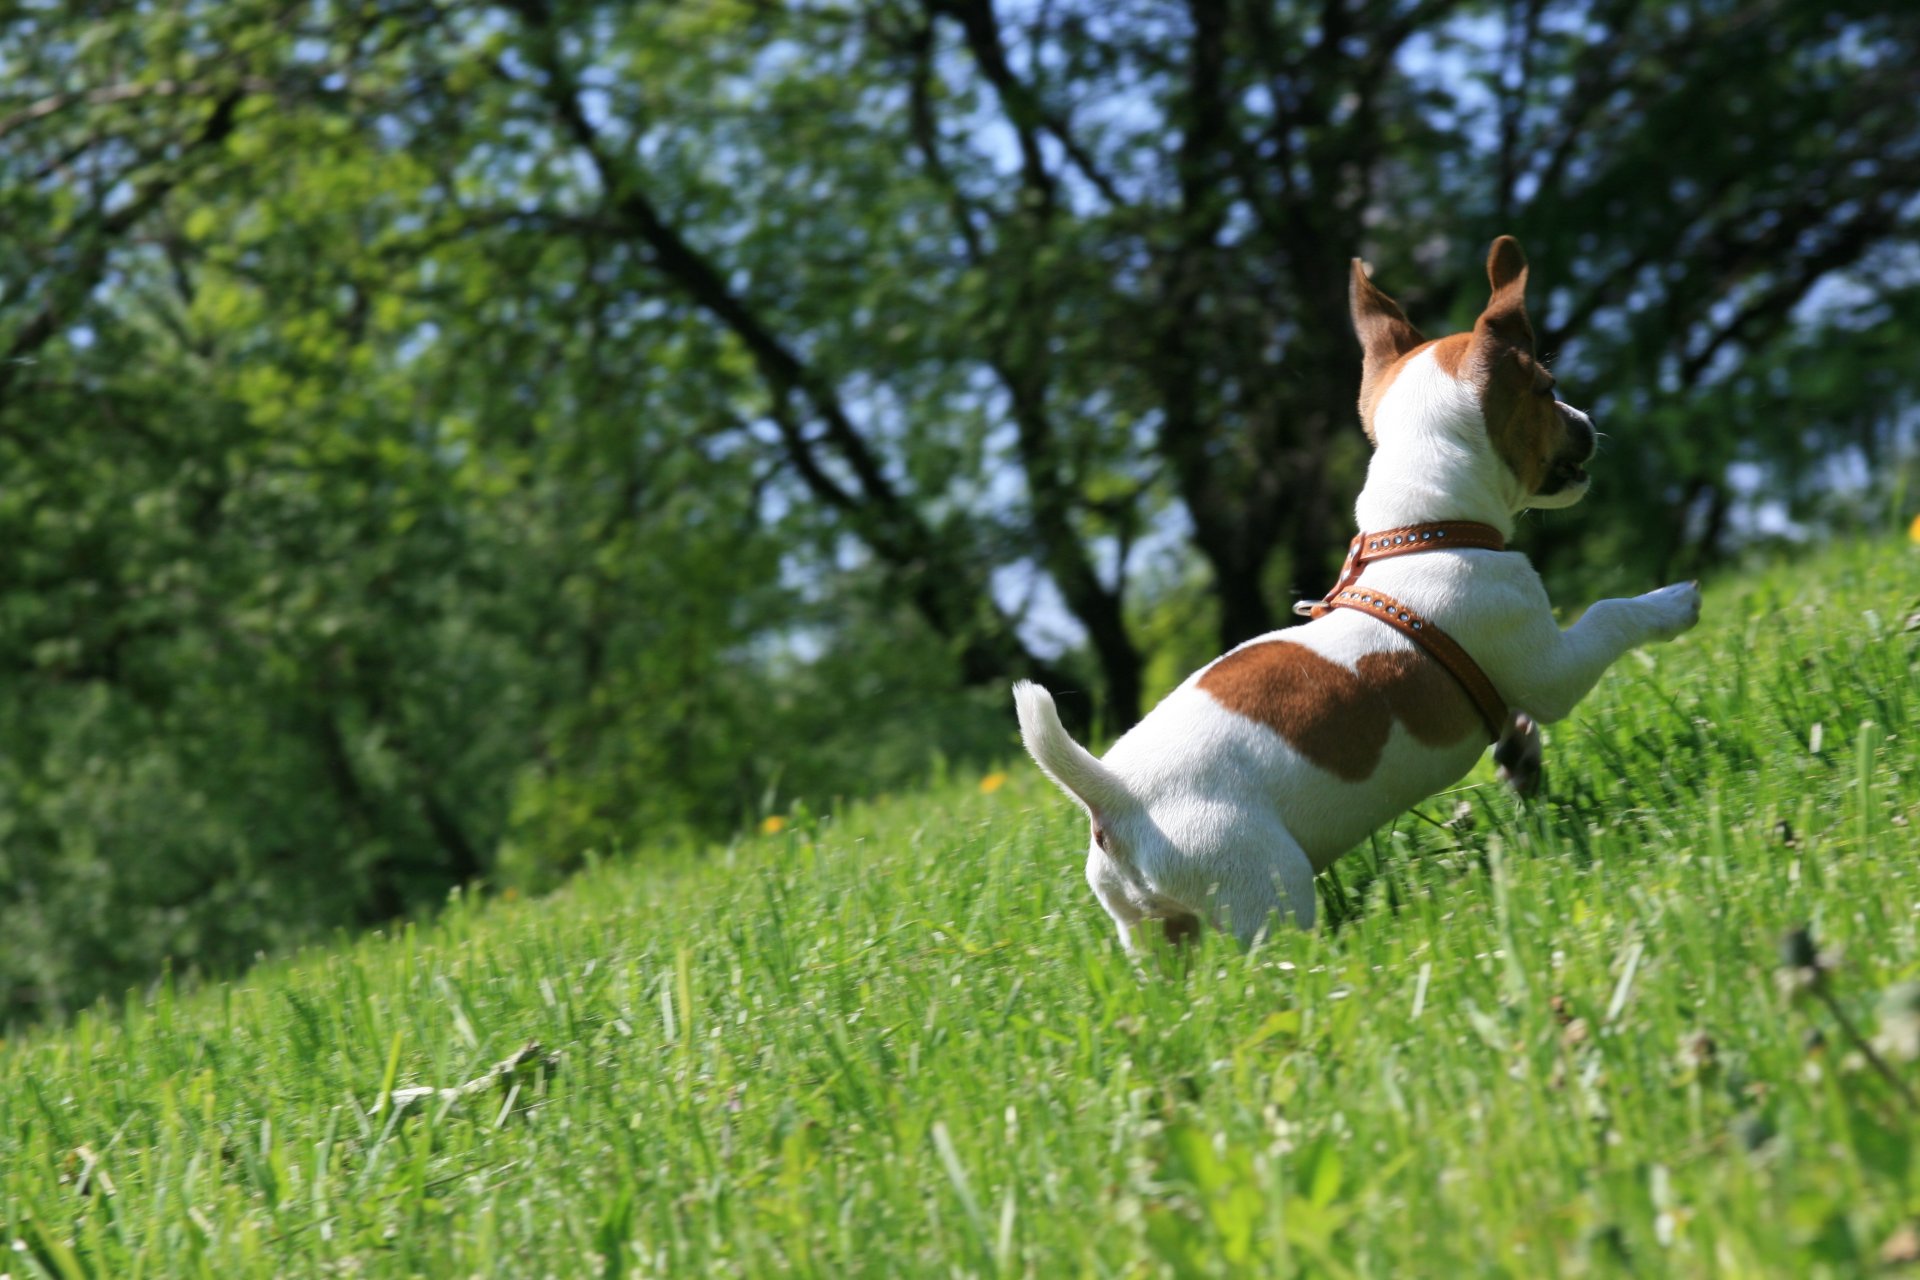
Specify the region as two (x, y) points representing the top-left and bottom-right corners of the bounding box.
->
(1642, 580), (1702, 639)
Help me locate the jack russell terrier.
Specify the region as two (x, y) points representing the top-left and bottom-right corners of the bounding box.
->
(1014, 236), (1701, 949)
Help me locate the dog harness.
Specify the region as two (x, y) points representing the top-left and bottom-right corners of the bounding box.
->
(1292, 521), (1510, 742)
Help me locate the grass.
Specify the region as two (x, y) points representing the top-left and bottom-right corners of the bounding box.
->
(3, 538), (1920, 1277)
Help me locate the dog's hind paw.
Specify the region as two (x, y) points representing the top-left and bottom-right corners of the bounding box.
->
(1493, 713), (1544, 797)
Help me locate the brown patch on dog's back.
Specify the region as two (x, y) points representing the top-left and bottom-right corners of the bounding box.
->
(1372, 648), (1480, 746)
(1199, 643), (1380, 779)
(1197, 641), (1478, 781)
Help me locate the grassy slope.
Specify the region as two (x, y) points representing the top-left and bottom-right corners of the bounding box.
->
(3, 540), (1919, 1278)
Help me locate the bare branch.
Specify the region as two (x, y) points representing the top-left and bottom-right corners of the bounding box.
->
(0, 78), (277, 141)
(926, 0), (1125, 210)
(0, 89), (247, 407)
(501, 0), (1063, 689)
(1679, 198), (1909, 385)
(901, 17), (986, 265)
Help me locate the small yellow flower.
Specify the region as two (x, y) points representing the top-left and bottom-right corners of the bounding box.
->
(978, 771), (1008, 795)
(759, 815), (787, 835)
(1909, 512), (1920, 544)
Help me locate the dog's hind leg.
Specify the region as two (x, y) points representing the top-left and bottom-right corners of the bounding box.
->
(1208, 822), (1317, 948)
(1086, 849), (1148, 952)
(1088, 850), (1206, 953)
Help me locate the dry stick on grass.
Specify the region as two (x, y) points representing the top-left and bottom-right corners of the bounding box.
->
(1779, 926), (1920, 1116)
(375, 1041), (558, 1116)
(1811, 985), (1920, 1115)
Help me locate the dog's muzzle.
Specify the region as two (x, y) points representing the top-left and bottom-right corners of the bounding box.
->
(1543, 403), (1597, 493)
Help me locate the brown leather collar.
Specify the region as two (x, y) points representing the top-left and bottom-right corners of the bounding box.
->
(1294, 521), (1510, 742)
(1294, 521), (1507, 619)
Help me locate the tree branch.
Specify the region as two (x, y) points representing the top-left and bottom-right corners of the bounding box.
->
(0, 89), (246, 408)
(1679, 197), (1909, 385)
(0, 77), (275, 141)
(926, 0), (1125, 210)
(502, 0), (1064, 690)
(902, 17), (986, 265)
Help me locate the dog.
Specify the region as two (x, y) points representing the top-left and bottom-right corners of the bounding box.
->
(1014, 236), (1701, 949)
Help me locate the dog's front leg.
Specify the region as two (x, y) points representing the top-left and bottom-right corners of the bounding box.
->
(1492, 581), (1702, 724)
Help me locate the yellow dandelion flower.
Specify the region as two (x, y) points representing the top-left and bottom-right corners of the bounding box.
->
(1910, 512), (1920, 544)
(760, 814), (787, 835)
(979, 771), (1008, 794)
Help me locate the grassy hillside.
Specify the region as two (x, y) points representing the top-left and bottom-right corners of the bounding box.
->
(3, 539), (1919, 1277)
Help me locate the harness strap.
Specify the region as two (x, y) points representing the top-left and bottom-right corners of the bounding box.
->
(1292, 521), (1511, 743)
(1319, 587), (1509, 742)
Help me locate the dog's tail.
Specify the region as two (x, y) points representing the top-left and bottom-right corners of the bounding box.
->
(1011, 681), (1135, 822)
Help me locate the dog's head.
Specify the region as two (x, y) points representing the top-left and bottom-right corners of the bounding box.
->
(1350, 236), (1595, 512)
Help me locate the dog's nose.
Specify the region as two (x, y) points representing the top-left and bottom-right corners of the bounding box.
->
(1557, 402), (1597, 459)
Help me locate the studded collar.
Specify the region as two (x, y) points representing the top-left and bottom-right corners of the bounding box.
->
(1293, 521), (1507, 621)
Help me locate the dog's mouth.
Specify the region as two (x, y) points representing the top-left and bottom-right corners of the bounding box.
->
(1543, 403), (1598, 494)
(1542, 459), (1589, 494)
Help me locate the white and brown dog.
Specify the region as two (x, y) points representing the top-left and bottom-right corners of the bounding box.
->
(1014, 236), (1701, 949)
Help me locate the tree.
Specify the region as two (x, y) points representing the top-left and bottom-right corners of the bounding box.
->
(4, 0), (1919, 1017)
(441, 0), (1920, 721)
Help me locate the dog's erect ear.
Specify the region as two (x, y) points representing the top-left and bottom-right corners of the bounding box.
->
(1351, 258), (1425, 439)
(1350, 258), (1425, 368)
(1475, 235), (1535, 352)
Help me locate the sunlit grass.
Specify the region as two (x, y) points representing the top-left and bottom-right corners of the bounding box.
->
(3, 539), (1918, 1276)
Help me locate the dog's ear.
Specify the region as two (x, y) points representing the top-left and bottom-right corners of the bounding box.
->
(1351, 258), (1425, 367)
(1350, 258), (1425, 440)
(1475, 235), (1535, 352)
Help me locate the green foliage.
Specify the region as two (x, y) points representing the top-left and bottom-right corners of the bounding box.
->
(3, 0), (1920, 1018)
(2, 540), (1920, 1273)
(0, 8), (1012, 1018)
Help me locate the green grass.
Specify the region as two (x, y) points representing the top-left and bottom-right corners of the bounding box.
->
(4, 539), (1920, 1277)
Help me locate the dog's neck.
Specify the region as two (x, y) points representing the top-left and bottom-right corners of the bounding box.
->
(1352, 353), (1521, 538)
(1353, 439), (1517, 538)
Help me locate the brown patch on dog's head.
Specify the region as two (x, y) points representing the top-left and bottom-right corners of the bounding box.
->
(1428, 332), (1472, 380)
(1196, 641), (1477, 781)
(1350, 237), (1595, 501)
(1467, 236), (1593, 500)
(1350, 258), (1427, 444)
